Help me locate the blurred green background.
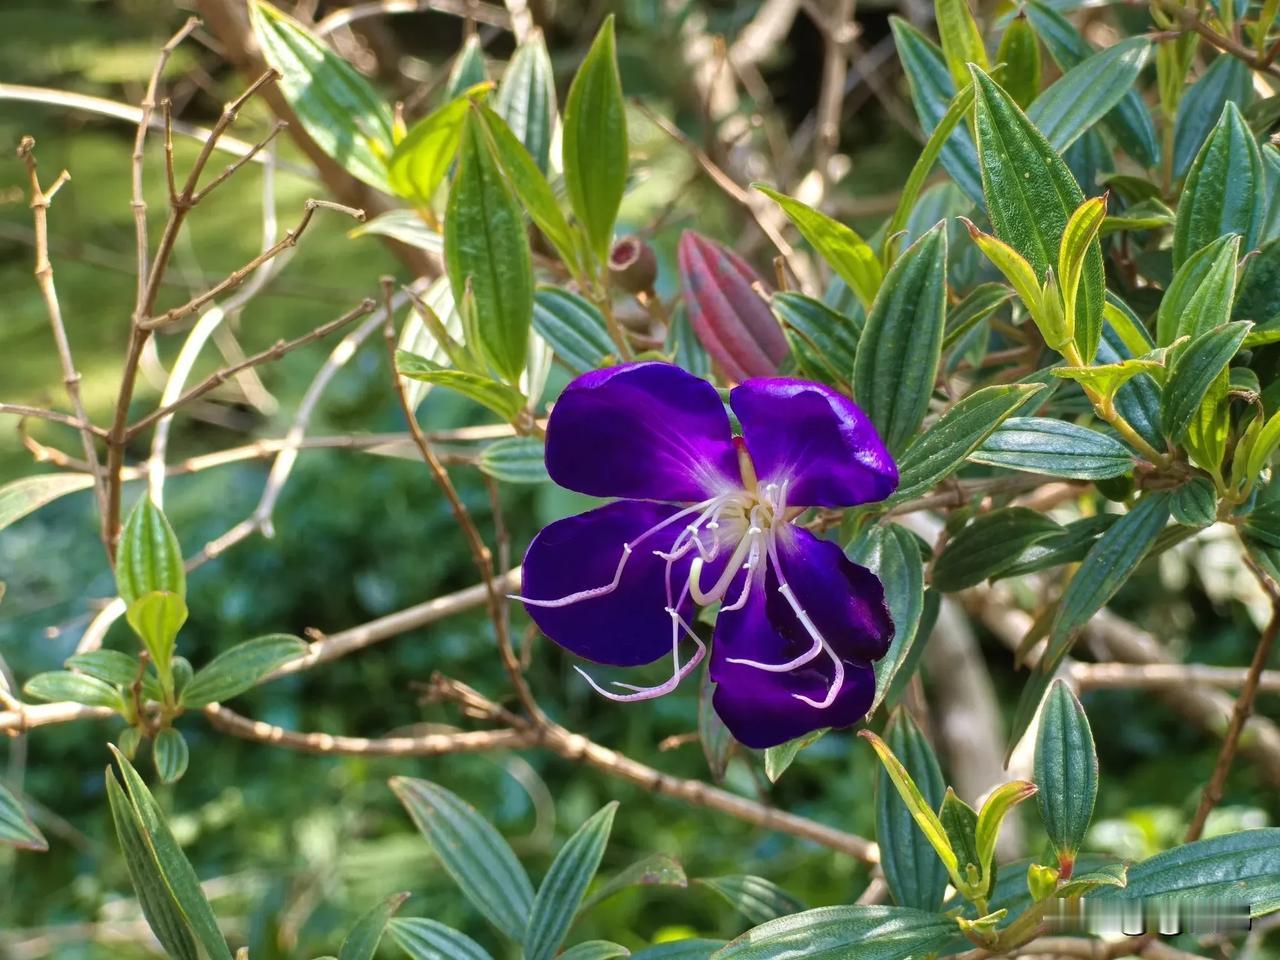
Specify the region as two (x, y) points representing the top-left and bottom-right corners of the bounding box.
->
(0, 1), (1274, 957)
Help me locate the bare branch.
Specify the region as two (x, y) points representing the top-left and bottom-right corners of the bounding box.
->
(315, 0), (512, 34)
(0, 404), (108, 438)
(1072, 661), (1280, 693)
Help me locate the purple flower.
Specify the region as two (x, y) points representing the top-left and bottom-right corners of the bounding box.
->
(518, 362), (898, 749)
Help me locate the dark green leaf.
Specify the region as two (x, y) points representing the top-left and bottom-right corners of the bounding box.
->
(390, 777), (534, 940)
(582, 853), (688, 912)
(117, 497), (185, 605)
(388, 918), (493, 960)
(933, 509), (1064, 591)
(1171, 476), (1218, 527)
(771, 293), (859, 391)
(876, 711), (949, 911)
(476, 437), (549, 484)
(105, 770), (200, 960)
(894, 384), (1046, 499)
(1095, 829), (1280, 915)
(445, 34), (487, 100)
(445, 113), (534, 384)
(972, 66), (1104, 362)
(1034, 680), (1097, 861)
(0, 782), (47, 851)
(1173, 55), (1253, 178)
(532, 287), (615, 374)
(969, 417), (1136, 479)
(938, 790), (982, 886)
(152, 728), (189, 785)
(559, 942), (631, 960)
(249, 1), (394, 191)
(340, 891), (410, 960)
(890, 18), (983, 203)
(854, 222), (947, 454)
(66, 650), (141, 688)
(1237, 239), (1280, 334)
(945, 283), (1013, 349)
(997, 514), (1118, 579)
(712, 905), (958, 960)
(109, 748), (233, 959)
(181, 634), (307, 708)
(1026, 38), (1152, 154)
(632, 941), (725, 960)
(697, 876), (804, 926)
(24, 671), (124, 711)
(850, 524), (926, 713)
(996, 14), (1041, 110)
(762, 729), (827, 783)
(496, 31), (556, 172)
(1173, 102), (1263, 268)
(1157, 234), (1240, 346)
(562, 16), (627, 265)
(697, 666), (735, 783)
(524, 803), (618, 960)
(1025, 2), (1160, 166)
(1161, 322), (1250, 440)
(0, 473), (94, 534)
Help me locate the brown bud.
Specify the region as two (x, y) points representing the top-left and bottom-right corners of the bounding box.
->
(608, 235), (657, 294)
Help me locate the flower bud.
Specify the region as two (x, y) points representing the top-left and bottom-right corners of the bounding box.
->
(1027, 862), (1060, 901)
(608, 236), (657, 294)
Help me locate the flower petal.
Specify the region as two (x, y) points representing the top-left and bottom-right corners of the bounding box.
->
(769, 525), (893, 663)
(710, 581), (876, 749)
(545, 362), (739, 500)
(521, 500), (699, 667)
(731, 378), (897, 508)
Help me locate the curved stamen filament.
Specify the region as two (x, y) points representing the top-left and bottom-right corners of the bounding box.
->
(574, 606), (705, 702)
(719, 537), (761, 613)
(515, 496), (727, 608)
(688, 527), (756, 606)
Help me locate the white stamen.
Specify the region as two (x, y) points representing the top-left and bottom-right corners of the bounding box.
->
(573, 606), (705, 702)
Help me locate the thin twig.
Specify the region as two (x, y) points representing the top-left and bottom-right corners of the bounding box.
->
(15, 138), (107, 527)
(1072, 661), (1280, 693)
(315, 0), (512, 33)
(191, 120), (287, 204)
(0, 404), (108, 438)
(127, 298), (376, 437)
(1185, 563), (1280, 841)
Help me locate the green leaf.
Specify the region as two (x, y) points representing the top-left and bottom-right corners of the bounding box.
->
(970, 417), (1135, 479)
(562, 16), (627, 266)
(933, 509), (1063, 592)
(0, 473), (95, 534)
(390, 777), (534, 940)
(938, 789), (982, 894)
(971, 66), (1104, 362)
(995, 14), (1040, 109)
(1025, 1), (1159, 166)
(105, 770), (200, 960)
(1055, 862), (1127, 897)
(152, 728), (189, 784)
(496, 31), (556, 173)
(1034, 680), (1097, 864)
(697, 876), (804, 926)
(975, 781), (1037, 891)
(1000, 514), (1118, 581)
(351, 210), (443, 253)
(713, 905), (958, 960)
(960, 221), (1050, 340)
(532, 286), (616, 374)
(696, 666), (735, 783)
(181, 634), (307, 708)
(109, 747), (233, 959)
(66, 650), (141, 688)
(859, 731), (960, 883)
(1171, 475), (1219, 526)
(396, 352), (526, 421)
(117, 497), (185, 605)
(581, 853), (688, 912)
(1095, 829), (1280, 915)
(387, 93), (473, 207)
(476, 437), (548, 484)
(945, 282), (1013, 349)
(1238, 238), (1280, 336)
(890, 18), (983, 203)
(755, 185), (882, 311)
(524, 803), (618, 960)
(445, 112), (534, 384)
(1046, 492), (1170, 666)
(446, 34), (487, 101)
(1161, 322), (1250, 440)
(935, 0), (988, 91)
(632, 941), (725, 960)
(1056, 196), (1108, 336)
(559, 942), (631, 960)
(1157, 235), (1241, 346)
(875, 711), (949, 911)
(387, 918), (493, 960)
(893, 384), (1046, 500)
(24, 671), (124, 711)
(1173, 102), (1263, 268)
(1174, 55), (1253, 178)
(1026, 38), (1152, 154)
(340, 891), (410, 960)
(126, 592), (188, 681)
(762, 729), (827, 783)
(850, 524), (926, 713)
(854, 222), (948, 454)
(249, 0), (394, 191)
(476, 105), (581, 278)
(772, 292), (860, 390)
(0, 781), (47, 851)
